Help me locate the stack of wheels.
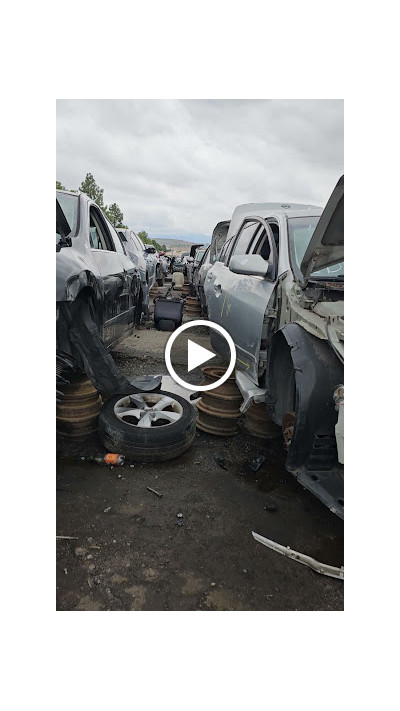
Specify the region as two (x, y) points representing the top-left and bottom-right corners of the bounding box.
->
(185, 296), (202, 317)
(181, 283), (192, 297)
(196, 367), (242, 436)
(56, 374), (102, 438)
(242, 402), (281, 439)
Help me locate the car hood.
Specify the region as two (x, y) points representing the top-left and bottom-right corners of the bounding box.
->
(300, 175), (344, 282)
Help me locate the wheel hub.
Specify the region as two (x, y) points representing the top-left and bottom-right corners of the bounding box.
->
(114, 393), (183, 428)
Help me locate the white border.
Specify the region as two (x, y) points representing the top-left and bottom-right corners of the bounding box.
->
(164, 319), (236, 391)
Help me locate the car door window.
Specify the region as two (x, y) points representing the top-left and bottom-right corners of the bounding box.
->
(220, 236), (235, 265)
(230, 221), (260, 262)
(130, 233), (141, 252)
(89, 208), (115, 251)
(248, 223), (277, 279)
(106, 220), (126, 255)
(250, 228), (271, 260)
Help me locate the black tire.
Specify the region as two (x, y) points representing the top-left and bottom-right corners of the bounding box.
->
(98, 390), (197, 462)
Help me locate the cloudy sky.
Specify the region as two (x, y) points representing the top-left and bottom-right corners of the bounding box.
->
(56, 100), (343, 243)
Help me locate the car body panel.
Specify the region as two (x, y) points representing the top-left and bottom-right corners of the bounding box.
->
(300, 176), (344, 282)
(118, 229), (150, 310)
(56, 190), (140, 352)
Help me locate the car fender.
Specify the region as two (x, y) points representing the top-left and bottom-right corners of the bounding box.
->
(266, 323), (343, 465)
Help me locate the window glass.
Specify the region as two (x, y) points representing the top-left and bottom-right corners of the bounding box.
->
(56, 192), (78, 238)
(90, 209), (114, 251)
(106, 220), (125, 255)
(231, 221), (260, 258)
(130, 232), (141, 252)
(220, 236), (235, 264)
(90, 213), (107, 250)
(251, 228), (271, 261)
(288, 216), (344, 278)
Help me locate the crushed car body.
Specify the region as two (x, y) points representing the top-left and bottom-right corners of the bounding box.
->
(56, 190), (142, 398)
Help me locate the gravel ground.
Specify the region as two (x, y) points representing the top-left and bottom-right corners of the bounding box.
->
(56, 317), (344, 611)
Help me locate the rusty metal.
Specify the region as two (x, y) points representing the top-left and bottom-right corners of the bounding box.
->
(181, 284), (192, 296)
(242, 402), (281, 439)
(196, 367), (243, 436)
(282, 411), (296, 449)
(200, 366), (220, 387)
(185, 295), (202, 316)
(56, 374), (102, 438)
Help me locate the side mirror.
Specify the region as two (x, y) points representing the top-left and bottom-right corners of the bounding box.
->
(229, 254), (274, 279)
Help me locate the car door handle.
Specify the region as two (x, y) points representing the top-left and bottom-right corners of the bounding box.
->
(206, 273), (213, 280)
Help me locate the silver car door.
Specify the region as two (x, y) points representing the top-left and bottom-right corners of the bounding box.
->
(208, 218), (278, 384)
(204, 234), (235, 323)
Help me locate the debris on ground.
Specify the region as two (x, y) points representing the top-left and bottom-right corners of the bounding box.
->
(84, 454), (125, 466)
(147, 486), (162, 498)
(213, 452), (227, 469)
(248, 454), (266, 472)
(251, 531), (344, 580)
(56, 535), (78, 540)
(74, 547), (87, 557)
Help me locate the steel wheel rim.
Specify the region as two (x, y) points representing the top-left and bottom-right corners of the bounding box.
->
(114, 393), (183, 428)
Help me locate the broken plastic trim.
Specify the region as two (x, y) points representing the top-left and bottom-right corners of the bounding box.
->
(252, 531), (344, 580)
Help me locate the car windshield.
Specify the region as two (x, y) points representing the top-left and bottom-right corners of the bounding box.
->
(288, 216), (344, 278)
(56, 192), (79, 240)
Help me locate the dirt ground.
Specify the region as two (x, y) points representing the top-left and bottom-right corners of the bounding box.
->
(56, 317), (344, 611)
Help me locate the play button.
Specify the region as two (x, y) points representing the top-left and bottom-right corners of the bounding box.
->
(165, 319), (236, 392)
(187, 339), (216, 372)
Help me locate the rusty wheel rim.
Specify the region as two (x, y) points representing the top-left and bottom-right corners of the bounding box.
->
(282, 411), (296, 449)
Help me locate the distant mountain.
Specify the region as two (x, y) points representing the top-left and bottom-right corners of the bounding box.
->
(155, 237), (209, 253)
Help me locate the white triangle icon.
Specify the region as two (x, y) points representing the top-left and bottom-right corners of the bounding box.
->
(187, 339), (216, 372)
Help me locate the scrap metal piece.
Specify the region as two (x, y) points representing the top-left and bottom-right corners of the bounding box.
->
(196, 367), (242, 436)
(147, 487), (162, 498)
(56, 374), (102, 439)
(243, 402), (281, 439)
(282, 411), (296, 450)
(248, 454), (266, 472)
(235, 370), (267, 414)
(252, 531), (344, 580)
(129, 375), (162, 392)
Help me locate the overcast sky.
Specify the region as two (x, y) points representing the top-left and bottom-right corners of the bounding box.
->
(56, 99), (343, 243)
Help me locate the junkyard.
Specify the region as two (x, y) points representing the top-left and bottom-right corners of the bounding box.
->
(57, 308), (344, 611)
(56, 100), (344, 612)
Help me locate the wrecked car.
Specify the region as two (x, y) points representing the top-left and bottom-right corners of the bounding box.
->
(189, 245), (207, 286)
(141, 241), (164, 286)
(56, 190), (141, 397)
(118, 228), (152, 321)
(204, 177), (344, 517)
(196, 221), (230, 311)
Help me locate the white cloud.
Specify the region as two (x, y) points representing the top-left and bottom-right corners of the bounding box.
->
(56, 99), (343, 241)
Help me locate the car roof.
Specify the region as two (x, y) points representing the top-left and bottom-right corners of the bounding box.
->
(227, 201), (321, 239)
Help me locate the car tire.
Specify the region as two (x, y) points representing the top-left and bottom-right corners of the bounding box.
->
(98, 390), (197, 462)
